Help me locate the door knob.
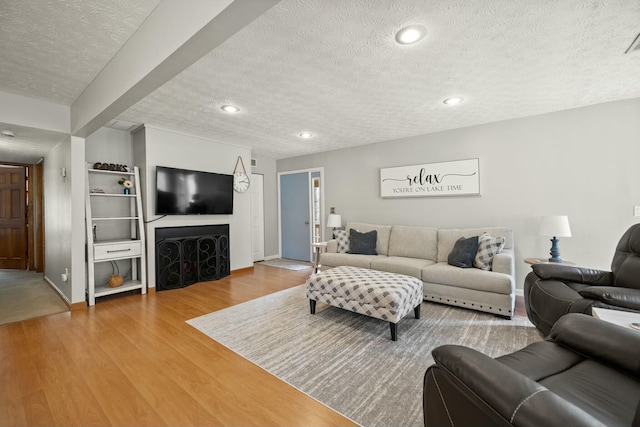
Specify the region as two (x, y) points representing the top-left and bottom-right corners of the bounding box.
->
(305, 221), (309, 224)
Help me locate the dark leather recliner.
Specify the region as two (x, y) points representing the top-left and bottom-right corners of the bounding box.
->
(423, 314), (640, 427)
(524, 223), (640, 336)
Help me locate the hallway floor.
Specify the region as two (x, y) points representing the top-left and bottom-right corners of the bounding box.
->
(0, 269), (68, 326)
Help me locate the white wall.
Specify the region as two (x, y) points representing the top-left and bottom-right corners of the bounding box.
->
(44, 138), (72, 299)
(85, 127), (132, 164)
(70, 136), (86, 303)
(133, 125), (253, 288)
(277, 98), (640, 290)
(251, 156), (279, 258)
(44, 135), (86, 303)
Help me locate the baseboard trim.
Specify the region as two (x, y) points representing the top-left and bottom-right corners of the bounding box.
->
(69, 301), (88, 311)
(44, 275), (87, 310)
(515, 288), (524, 297)
(232, 266), (255, 275)
(264, 255), (280, 261)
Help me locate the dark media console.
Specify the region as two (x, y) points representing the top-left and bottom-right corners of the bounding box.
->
(155, 225), (230, 290)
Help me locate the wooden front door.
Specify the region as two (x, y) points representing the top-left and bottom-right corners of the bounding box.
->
(0, 165), (27, 269)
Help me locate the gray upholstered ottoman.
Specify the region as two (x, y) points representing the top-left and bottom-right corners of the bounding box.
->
(305, 266), (423, 340)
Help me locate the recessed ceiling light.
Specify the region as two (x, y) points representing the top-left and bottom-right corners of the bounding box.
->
(299, 132), (313, 139)
(221, 105), (240, 113)
(395, 25), (427, 45)
(443, 97), (464, 106)
(0, 130), (15, 138)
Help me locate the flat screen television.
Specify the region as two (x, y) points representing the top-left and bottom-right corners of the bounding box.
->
(155, 166), (234, 215)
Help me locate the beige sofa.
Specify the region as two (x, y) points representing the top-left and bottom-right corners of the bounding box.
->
(321, 222), (515, 318)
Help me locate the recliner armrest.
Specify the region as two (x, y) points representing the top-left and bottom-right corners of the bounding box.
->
(429, 345), (603, 426)
(579, 286), (640, 311)
(326, 239), (337, 253)
(531, 264), (612, 285)
(549, 313), (640, 377)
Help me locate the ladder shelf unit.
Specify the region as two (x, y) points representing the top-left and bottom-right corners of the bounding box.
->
(85, 164), (147, 306)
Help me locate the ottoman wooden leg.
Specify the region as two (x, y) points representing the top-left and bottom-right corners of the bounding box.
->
(390, 322), (397, 341)
(309, 299), (316, 314)
(414, 304), (421, 319)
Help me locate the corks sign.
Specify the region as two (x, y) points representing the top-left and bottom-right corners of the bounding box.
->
(380, 159), (480, 198)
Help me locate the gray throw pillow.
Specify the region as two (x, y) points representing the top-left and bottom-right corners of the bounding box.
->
(348, 229), (377, 255)
(448, 236), (480, 268)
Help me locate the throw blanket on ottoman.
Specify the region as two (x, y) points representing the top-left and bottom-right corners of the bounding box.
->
(305, 266), (423, 340)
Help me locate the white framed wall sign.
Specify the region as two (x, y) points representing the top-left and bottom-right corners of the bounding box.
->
(380, 158), (480, 198)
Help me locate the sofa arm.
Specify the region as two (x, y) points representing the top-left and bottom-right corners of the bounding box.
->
(550, 313), (640, 377)
(492, 248), (514, 276)
(426, 345), (603, 426)
(531, 264), (612, 285)
(326, 239), (337, 253)
(578, 286), (640, 311)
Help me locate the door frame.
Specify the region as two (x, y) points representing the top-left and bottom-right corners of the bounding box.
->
(277, 167), (325, 261)
(35, 159), (45, 272)
(250, 173), (265, 262)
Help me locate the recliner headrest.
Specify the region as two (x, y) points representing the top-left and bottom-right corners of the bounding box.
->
(611, 224), (640, 289)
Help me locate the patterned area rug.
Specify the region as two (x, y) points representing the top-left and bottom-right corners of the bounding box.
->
(187, 285), (542, 427)
(257, 258), (312, 270)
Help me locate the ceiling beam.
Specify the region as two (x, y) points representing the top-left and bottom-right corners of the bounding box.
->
(70, 0), (281, 137)
(0, 91), (70, 134)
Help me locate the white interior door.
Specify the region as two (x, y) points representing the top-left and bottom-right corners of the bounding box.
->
(250, 173), (265, 262)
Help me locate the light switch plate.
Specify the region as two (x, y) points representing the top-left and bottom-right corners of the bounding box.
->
(635, 206), (640, 217)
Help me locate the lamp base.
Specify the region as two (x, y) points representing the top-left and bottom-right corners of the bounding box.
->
(548, 236), (563, 263)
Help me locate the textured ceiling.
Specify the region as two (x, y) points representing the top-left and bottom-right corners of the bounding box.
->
(0, 123), (67, 164)
(0, 0), (161, 104)
(0, 0), (160, 163)
(118, 0), (640, 159)
(1, 0), (640, 163)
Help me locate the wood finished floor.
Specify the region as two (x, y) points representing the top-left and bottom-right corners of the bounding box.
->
(0, 264), (527, 426)
(0, 264), (357, 426)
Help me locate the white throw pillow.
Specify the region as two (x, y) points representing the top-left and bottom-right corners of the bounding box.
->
(474, 232), (506, 270)
(334, 229), (350, 253)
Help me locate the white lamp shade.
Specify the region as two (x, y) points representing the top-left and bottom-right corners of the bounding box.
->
(540, 215), (571, 237)
(327, 214), (342, 228)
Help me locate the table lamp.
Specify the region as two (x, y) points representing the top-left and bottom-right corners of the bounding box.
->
(540, 215), (571, 263)
(327, 208), (342, 239)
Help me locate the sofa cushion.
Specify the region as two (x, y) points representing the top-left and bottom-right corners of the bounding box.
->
(370, 256), (435, 280)
(422, 262), (513, 295)
(448, 236), (480, 268)
(474, 232), (506, 270)
(320, 253), (383, 269)
(388, 225), (438, 261)
(346, 222), (392, 256)
(334, 229), (350, 253)
(349, 229), (377, 255)
(437, 227), (513, 263)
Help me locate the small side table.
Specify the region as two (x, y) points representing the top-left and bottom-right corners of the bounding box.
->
(592, 307), (640, 331)
(524, 258), (576, 266)
(311, 242), (328, 273)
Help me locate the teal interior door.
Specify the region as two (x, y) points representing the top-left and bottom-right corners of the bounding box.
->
(280, 172), (310, 261)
